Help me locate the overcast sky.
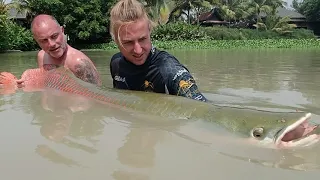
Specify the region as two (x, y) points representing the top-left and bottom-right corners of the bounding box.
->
(286, 0), (293, 7)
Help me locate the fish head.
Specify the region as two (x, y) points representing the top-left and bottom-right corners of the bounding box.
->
(248, 113), (320, 149)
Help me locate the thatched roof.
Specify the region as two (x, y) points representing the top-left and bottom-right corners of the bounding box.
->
(198, 7), (228, 24)
(260, 7), (305, 19)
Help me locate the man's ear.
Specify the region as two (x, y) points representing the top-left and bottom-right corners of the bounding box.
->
(61, 25), (65, 33)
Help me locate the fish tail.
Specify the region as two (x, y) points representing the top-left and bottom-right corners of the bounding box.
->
(0, 72), (18, 85)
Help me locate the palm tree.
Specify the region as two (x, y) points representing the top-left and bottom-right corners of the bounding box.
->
(244, 0), (294, 33)
(167, 0), (212, 24)
(0, 0), (13, 15)
(10, 0), (34, 24)
(265, 0), (286, 15)
(141, 0), (172, 24)
(245, 0), (273, 24)
(221, 0), (251, 20)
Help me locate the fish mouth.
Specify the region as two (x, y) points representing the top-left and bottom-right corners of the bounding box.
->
(274, 113), (320, 148)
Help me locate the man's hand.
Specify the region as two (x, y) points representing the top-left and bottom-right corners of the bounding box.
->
(16, 79), (25, 88)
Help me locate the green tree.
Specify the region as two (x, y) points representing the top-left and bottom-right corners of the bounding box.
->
(0, 0), (11, 50)
(0, 14), (10, 50)
(0, 14), (37, 51)
(167, 0), (212, 24)
(293, 0), (320, 21)
(215, 0), (249, 21)
(60, 0), (108, 43)
(141, 0), (172, 24)
(255, 15), (297, 34)
(12, 0), (115, 44)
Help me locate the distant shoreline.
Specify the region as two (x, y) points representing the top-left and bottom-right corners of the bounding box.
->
(77, 39), (320, 51)
(2, 39), (320, 53)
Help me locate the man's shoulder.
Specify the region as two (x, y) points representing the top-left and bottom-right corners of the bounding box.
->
(151, 48), (171, 58)
(37, 49), (45, 56)
(68, 46), (90, 59)
(37, 50), (48, 68)
(64, 46), (99, 74)
(66, 46), (94, 65)
(37, 50), (47, 61)
(111, 52), (122, 62)
(151, 48), (181, 67)
(149, 48), (188, 80)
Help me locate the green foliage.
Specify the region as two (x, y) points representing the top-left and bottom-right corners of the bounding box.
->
(299, 0), (320, 22)
(285, 28), (318, 39)
(6, 20), (38, 51)
(0, 0), (11, 15)
(202, 26), (247, 40)
(2, 0), (317, 52)
(255, 15), (297, 35)
(238, 28), (280, 39)
(0, 14), (37, 52)
(0, 15), (10, 50)
(292, 0), (320, 22)
(153, 39), (320, 49)
(151, 23), (316, 41)
(151, 22), (208, 40)
(60, 0), (109, 43)
(16, 0), (116, 44)
(79, 39), (320, 50)
(167, 0), (212, 24)
(27, 0), (64, 16)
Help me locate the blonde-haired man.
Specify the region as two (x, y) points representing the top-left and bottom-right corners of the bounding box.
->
(109, 0), (207, 102)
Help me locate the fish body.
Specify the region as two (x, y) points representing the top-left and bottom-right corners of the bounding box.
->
(0, 67), (319, 148)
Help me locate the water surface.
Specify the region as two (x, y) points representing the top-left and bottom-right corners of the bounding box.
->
(1, 48), (320, 179)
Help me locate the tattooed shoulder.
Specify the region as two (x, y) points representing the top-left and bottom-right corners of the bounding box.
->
(73, 59), (101, 85)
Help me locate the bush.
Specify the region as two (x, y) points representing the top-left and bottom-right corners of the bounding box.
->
(285, 28), (317, 39)
(202, 26), (246, 40)
(0, 15), (11, 51)
(151, 22), (208, 41)
(152, 39), (320, 49)
(150, 22), (317, 41)
(0, 16), (38, 52)
(7, 22), (38, 51)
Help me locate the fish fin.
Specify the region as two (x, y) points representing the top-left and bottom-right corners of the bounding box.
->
(0, 72), (18, 95)
(0, 72), (18, 85)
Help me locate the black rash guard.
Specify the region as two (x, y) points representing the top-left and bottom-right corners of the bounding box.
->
(110, 46), (207, 102)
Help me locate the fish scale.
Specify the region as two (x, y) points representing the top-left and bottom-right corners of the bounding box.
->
(0, 66), (318, 148)
(32, 67), (196, 118)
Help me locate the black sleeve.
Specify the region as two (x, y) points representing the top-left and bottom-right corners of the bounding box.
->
(158, 53), (207, 102)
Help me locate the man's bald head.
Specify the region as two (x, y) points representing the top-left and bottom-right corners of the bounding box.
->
(31, 14), (67, 58)
(31, 14), (60, 34)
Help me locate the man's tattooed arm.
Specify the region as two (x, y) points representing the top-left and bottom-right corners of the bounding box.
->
(73, 59), (102, 86)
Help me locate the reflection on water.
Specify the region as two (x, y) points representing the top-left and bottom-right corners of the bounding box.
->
(220, 143), (320, 172)
(26, 91), (101, 167)
(1, 49), (320, 179)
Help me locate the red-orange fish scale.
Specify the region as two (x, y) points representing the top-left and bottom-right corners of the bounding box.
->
(43, 70), (119, 105)
(0, 72), (18, 85)
(0, 68), (125, 106)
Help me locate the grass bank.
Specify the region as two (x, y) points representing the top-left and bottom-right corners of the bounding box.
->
(78, 39), (320, 51)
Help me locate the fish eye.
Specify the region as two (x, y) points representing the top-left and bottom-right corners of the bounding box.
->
(252, 127), (264, 138)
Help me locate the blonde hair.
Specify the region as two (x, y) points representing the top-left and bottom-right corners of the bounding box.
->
(109, 0), (154, 42)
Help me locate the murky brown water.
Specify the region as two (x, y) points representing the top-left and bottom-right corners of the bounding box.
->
(1, 48), (320, 179)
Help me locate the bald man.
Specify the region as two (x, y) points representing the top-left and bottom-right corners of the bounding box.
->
(29, 14), (101, 86)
